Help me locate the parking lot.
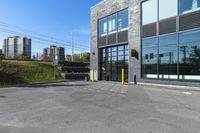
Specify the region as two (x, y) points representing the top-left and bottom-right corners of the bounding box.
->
(0, 81), (200, 133)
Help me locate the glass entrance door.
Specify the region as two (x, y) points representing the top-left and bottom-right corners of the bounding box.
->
(100, 44), (129, 82)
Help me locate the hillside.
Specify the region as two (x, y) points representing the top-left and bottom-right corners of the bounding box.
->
(0, 60), (63, 86)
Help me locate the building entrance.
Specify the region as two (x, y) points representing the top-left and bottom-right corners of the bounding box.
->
(100, 44), (128, 82)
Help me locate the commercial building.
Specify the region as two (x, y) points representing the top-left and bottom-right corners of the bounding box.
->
(43, 45), (65, 63)
(90, 0), (200, 86)
(3, 36), (31, 60)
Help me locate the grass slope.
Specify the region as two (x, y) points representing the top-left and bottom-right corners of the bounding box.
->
(0, 60), (62, 86)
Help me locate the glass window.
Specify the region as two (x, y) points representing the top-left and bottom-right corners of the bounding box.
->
(179, 0), (200, 15)
(142, 47), (158, 78)
(142, 37), (158, 48)
(159, 34), (177, 46)
(100, 44), (128, 81)
(112, 47), (117, 51)
(179, 42), (200, 80)
(125, 50), (129, 55)
(108, 53), (111, 57)
(125, 45), (128, 50)
(101, 57), (106, 63)
(159, 0), (177, 20)
(118, 56), (124, 61)
(107, 57), (111, 63)
(108, 14), (117, 34)
(125, 55), (129, 61)
(112, 66), (118, 81)
(118, 51), (124, 56)
(118, 9), (128, 31)
(179, 29), (200, 43)
(142, 0), (158, 25)
(118, 45), (124, 51)
(159, 44), (178, 79)
(99, 18), (107, 37)
(102, 48), (106, 53)
(108, 48), (112, 53)
(112, 51), (117, 56)
(112, 56), (117, 61)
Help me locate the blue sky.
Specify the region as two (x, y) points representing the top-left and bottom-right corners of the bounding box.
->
(0, 0), (100, 55)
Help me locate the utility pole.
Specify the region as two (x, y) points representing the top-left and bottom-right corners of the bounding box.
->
(71, 32), (74, 62)
(180, 46), (187, 64)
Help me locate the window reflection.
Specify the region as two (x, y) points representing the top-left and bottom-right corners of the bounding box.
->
(179, 43), (200, 80)
(142, 0), (157, 25)
(159, 0), (177, 20)
(179, 29), (200, 80)
(142, 37), (158, 78)
(142, 37), (158, 48)
(179, 29), (200, 43)
(159, 34), (177, 45)
(118, 9), (128, 31)
(159, 45), (178, 79)
(98, 9), (128, 38)
(142, 47), (158, 78)
(99, 18), (107, 37)
(108, 14), (117, 34)
(100, 44), (128, 81)
(141, 0), (200, 81)
(179, 0), (200, 14)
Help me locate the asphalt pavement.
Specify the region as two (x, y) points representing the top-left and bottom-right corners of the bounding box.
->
(0, 81), (200, 133)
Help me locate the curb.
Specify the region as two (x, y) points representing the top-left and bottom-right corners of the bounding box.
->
(0, 80), (71, 88)
(129, 82), (200, 91)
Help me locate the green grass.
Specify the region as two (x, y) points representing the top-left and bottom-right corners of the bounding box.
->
(0, 60), (63, 86)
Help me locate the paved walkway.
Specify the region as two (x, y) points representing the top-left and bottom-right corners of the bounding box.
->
(0, 81), (200, 133)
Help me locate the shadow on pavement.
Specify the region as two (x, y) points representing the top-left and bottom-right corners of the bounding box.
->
(23, 83), (90, 88)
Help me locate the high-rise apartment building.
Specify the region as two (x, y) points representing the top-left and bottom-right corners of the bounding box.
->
(43, 45), (65, 62)
(3, 36), (31, 60)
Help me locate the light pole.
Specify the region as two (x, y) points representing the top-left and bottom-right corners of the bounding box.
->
(71, 32), (74, 62)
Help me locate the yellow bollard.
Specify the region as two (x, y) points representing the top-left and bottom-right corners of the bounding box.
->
(92, 69), (95, 82)
(122, 68), (124, 85)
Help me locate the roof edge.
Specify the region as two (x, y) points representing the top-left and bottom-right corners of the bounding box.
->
(91, 0), (106, 9)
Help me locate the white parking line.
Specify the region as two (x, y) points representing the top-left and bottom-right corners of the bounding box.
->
(183, 92), (192, 95)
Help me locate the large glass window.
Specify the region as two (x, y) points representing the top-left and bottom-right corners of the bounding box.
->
(159, 0), (177, 20)
(179, 0), (200, 15)
(142, 47), (158, 78)
(159, 34), (178, 79)
(159, 34), (178, 45)
(98, 9), (128, 38)
(179, 30), (200, 81)
(100, 48), (106, 80)
(100, 44), (128, 81)
(108, 14), (117, 34)
(179, 29), (200, 43)
(142, 37), (158, 47)
(142, 0), (158, 25)
(142, 37), (158, 78)
(99, 18), (107, 37)
(179, 43), (200, 80)
(141, 0), (200, 81)
(118, 9), (128, 31)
